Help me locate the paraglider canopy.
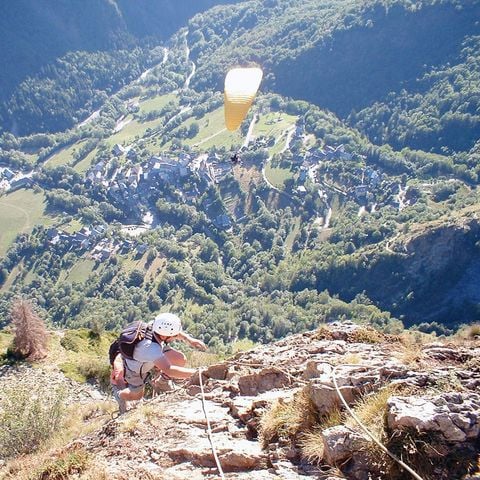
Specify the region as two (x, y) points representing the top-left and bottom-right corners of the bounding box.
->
(224, 67), (263, 131)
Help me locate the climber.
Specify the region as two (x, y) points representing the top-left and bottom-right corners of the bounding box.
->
(110, 312), (207, 414)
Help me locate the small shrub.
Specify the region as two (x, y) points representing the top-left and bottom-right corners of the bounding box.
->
(59, 361), (85, 383)
(10, 298), (48, 360)
(0, 382), (65, 458)
(456, 323), (480, 341)
(61, 355), (111, 390)
(60, 331), (85, 352)
(464, 356), (480, 372)
(350, 326), (385, 344)
(32, 446), (90, 479)
(312, 324), (334, 340)
(77, 356), (111, 390)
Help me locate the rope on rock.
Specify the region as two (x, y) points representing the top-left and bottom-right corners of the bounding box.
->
(198, 366), (226, 480)
(331, 363), (425, 480)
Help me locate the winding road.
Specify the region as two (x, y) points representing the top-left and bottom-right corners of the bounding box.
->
(183, 31), (196, 89)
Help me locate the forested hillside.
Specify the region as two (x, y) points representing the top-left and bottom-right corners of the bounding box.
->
(0, 0), (240, 112)
(0, 0), (479, 351)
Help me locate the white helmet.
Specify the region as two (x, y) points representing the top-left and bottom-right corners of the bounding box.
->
(152, 312), (182, 337)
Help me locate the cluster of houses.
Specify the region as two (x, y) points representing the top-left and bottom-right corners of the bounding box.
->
(87, 146), (232, 191)
(86, 146), (233, 227)
(46, 224), (148, 263)
(0, 167), (33, 193)
(353, 167), (382, 200)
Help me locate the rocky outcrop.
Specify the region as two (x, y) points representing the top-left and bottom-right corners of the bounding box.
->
(2, 321), (479, 479)
(387, 393), (480, 443)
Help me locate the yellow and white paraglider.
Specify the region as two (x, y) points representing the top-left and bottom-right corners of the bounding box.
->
(224, 67), (263, 131)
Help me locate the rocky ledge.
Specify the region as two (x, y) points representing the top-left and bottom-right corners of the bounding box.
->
(67, 322), (480, 479)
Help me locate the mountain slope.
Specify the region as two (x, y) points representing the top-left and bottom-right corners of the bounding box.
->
(0, 0), (241, 104)
(188, 0), (480, 155)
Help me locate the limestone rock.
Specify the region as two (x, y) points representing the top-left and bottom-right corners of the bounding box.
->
(322, 425), (372, 465)
(387, 393), (480, 442)
(237, 367), (291, 395)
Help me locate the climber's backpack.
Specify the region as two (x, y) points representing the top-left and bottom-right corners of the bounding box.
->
(108, 321), (158, 365)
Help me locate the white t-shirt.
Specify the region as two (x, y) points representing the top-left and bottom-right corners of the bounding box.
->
(124, 338), (165, 376)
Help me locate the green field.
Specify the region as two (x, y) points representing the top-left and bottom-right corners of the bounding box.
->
(284, 216), (301, 252)
(175, 106), (243, 151)
(73, 147), (98, 174)
(264, 163), (294, 189)
(138, 93), (177, 114)
(255, 112), (298, 138)
(106, 116), (163, 146)
(66, 258), (97, 283)
(0, 189), (56, 256)
(59, 218), (84, 234)
(46, 140), (89, 168)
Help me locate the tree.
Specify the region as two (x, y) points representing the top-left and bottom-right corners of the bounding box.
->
(128, 269), (144, 288)
(10, 299), (48, 360)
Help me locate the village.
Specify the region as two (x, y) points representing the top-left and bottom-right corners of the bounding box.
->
(0, 119), (401, 264)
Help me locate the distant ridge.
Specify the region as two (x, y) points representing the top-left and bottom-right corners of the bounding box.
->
(0, 0), (241, 102)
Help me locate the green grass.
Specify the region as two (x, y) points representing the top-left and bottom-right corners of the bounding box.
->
(138, 93), (177, 114)
(0, 189), (56, 256)
(264, 162), (294, 189)
(178, 106), (243, 150)
(60, 218), (84, 234)
(73, 147), (98, 174)
(22, 153), (39, 166)
(0, 262), (23, 293)
(66, 259), (96, 284)
(46, 140), (88, 168)
(284, 216), (301, 252)
(106, 116), (162, 146)
(255, 112), (298, 137)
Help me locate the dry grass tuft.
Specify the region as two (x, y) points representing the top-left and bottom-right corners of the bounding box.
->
(186, 349), (222, 368)
(464, 356), (480, 372)
(298, 427), (325, 464)
(118, 402), (162, 433)
(259, 386), (318, 448)
(32, 446), (90, 480)
(338, 353), (362, 365)
(312, 324), (334, 340)
(298, 407), (343, 464)
(395, 343), (424, 366)
(455, 323), (480, 341)
(386, 428), (480, 480)
(54, 401), (116, 447)
(2, 445), (90, 480)
(350, 326), (385, 344)
(346, 384), (403, 440)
